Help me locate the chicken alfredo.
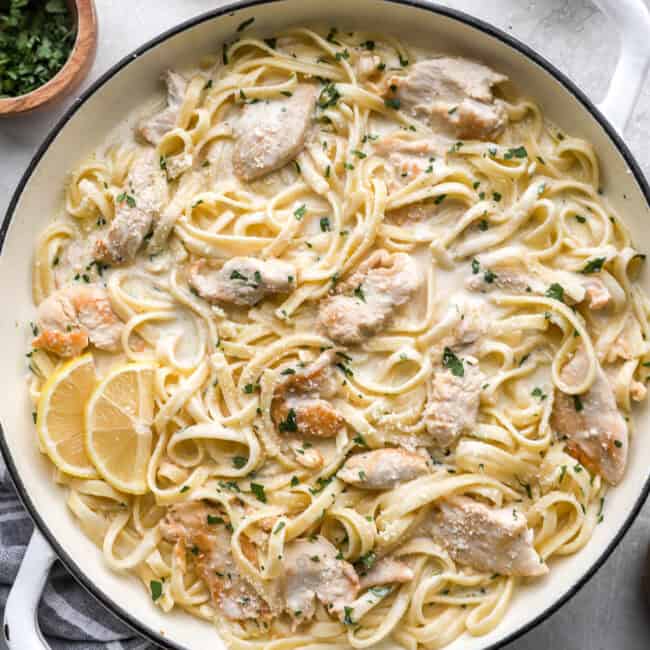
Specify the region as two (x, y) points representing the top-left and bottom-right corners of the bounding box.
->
(29, 26), (650, 650)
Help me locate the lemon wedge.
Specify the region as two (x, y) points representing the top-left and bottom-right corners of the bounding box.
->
(37, 354), (98, 478)
(85, 362), (155, 494)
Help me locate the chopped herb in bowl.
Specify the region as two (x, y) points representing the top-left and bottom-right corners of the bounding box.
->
(0, 0), (77, 98)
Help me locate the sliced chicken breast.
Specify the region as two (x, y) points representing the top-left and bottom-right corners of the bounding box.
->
(430, 496), (547, 576)
(32, 285), (123, 357)
(338, 448), (429, 489)
(358, 556), (414, 590)
(384, 58), (508, 140)
(281, 536), (359, 622)
(95, 150), (169, 264)
(423, 358), (484, 449)
(188, 257), (295, 306)
(138, 71), (187, 145)
(271, 350), (345, 439)
(160, 502), (270, 621)
(233, 85), (317, 181)
(551, 348), (628, 485)
(318, 250), (421, 345)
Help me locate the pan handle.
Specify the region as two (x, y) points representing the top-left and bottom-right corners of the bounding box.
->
(594, 0), (650, 133)
(3, 528), (56, 650)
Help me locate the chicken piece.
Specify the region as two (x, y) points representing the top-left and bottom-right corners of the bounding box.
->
(32, 285), (123, 357)
(160, 502), (270, 620)
(338, 448), (429, 489)
(138, 71), (187, 145)
(374, 134), (449, 212)
(95, 150), (169, 264)
(187, 257), (295, 306)
(271, 351), (345, 439)
(467, 257), (612, 311)
(281, 536), (359, 622)
(358, 557), (414, 590)
(423, 358), (484, 449)
(374, 135), (447, 184)
(550, 348), (628, 485)
(318, 250), (421, 345)
(384, 58), (508, 140)
(233, 85), (317, 181)
(430, 496), (547, 576)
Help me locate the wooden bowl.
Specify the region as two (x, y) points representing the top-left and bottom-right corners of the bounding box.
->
(0, 0), (97, 116)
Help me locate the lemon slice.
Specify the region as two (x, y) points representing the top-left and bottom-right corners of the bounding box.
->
(85, 362), (155, 494)
(37, 354), (98, 478)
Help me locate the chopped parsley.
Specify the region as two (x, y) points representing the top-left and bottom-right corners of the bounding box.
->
(294, 204), (306, 220)
(471, 258), (480, 274)
(576, 215), (587, 223)
(290, 476), (300, 487)
(358, 550), (377, 570)
(0, 0), (76, 98)
(573, 395), (584, 412)
(150, 580), (163, 601)
(320, 217), (331, 232)
(545, 283), (565, 302)
(232, 456), (247, 469)
(354, 285), (366, 302)
(250, 482), (267, 503)
(442, 347), (464, 377)
(384, 97), (401, 110)
(279, 408), (298, 432)
(318, 83), (340, 109)
(273, 521), (286, 535)
(483, 269), (497, 284)
(492, 191), (502, 202)
(478, 219), (489, 231)
(504, 146), (528, 160)
(434, 194), (447, 205)
(343, 606), (355, 625)
(581, 257), (606, 274)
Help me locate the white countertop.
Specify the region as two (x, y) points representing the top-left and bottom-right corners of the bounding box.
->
(1, 1), (649, 648)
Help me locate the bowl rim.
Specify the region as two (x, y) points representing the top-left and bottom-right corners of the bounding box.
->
(1, 0), (649, 648)
(0, 0), (97, 115)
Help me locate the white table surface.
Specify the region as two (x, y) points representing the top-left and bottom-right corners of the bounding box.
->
(1, 1), (649, 649)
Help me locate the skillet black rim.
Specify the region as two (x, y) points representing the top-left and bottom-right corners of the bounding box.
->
(2, 1), (649, 648)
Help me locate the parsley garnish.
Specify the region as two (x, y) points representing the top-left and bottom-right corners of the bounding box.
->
(354, 285), (365, 302)
(279, 408), (298, 432)
(250, 482), (267, 503)
(384, 97), (401, 110)
(232, 456), (247, 469)
(318, 83), (340, 109)
(442, 347), (464, 377)
(573, 395), (584, 412)
(581, 257), (606, 274)
(294, 204), (306, 220)
(320, 217), (331, 232)
(150, 580), (163, 601)
(471, 259), (480, 274)
(545, 283), (565, 302)
(504, 146), (528, 160)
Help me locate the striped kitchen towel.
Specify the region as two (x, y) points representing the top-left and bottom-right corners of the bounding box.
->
(0, 456), (154, 650)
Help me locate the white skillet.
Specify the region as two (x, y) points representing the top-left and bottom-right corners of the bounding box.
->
(1, 1), (649, 648)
